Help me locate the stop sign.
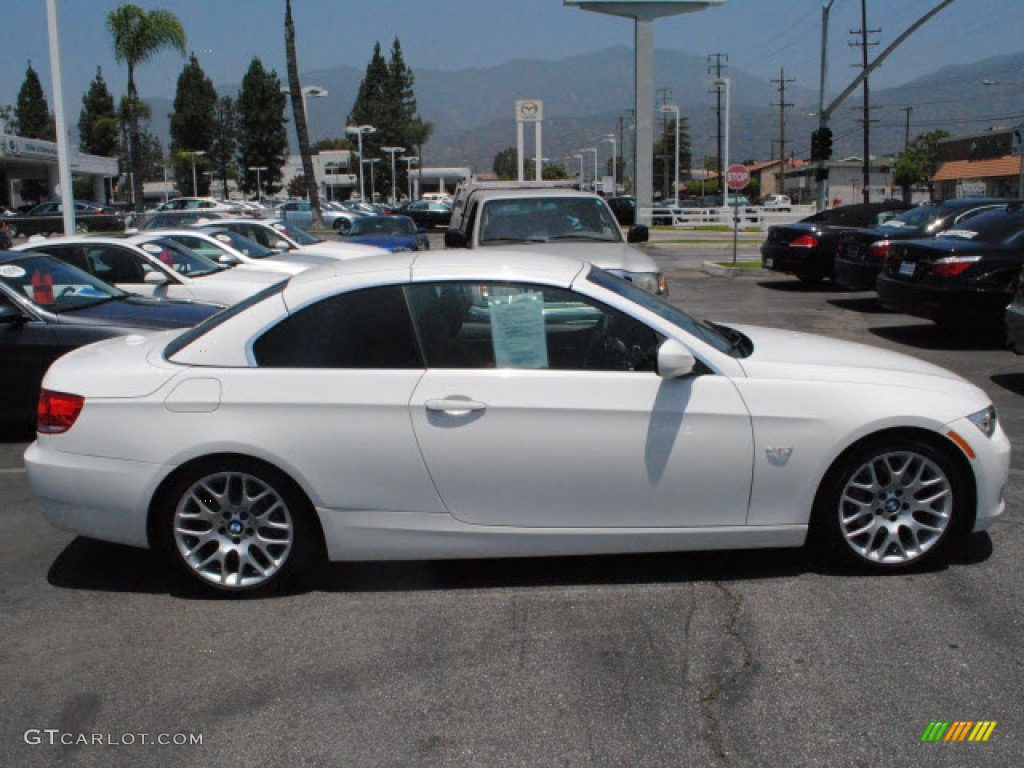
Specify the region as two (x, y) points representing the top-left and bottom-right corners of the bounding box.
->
(726, 164), (750, 190)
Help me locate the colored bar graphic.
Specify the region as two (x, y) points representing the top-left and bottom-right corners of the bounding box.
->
(920, 720), (996, 743)
(921, 722), (950, 742)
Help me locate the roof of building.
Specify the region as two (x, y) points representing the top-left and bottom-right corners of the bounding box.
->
(932, 155), (1022, 182)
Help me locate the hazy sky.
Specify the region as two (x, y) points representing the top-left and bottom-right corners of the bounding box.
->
(1, 0), (1019, 116)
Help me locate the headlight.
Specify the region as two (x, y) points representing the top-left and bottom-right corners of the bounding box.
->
(967, 405), (997, 438)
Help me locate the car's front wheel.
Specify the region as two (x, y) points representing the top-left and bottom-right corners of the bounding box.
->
(155, 458), (321, 594)
(812, 435), (970, 571)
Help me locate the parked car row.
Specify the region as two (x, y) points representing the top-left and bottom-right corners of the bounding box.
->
(762, 199), (1024, 346)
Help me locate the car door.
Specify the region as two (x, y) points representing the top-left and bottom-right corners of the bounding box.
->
(0, 289), (59, 421)
(241, 284), (443, 515)
(406, 281), (754, 528)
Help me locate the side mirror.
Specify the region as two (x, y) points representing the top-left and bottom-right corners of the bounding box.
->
(218, 254), (241, 266)
(0, 302), (26, 325)
(272, 239), (291, 250)
(657, 339), (696, 379)
(627, 224), (649, 244)
(444, 229), (468, 248)
(144, 270), (169, 285)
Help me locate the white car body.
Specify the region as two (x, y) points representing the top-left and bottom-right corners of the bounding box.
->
(192, 218), (388, 263)
(138, 229), (312, 276)
(14, 234), (283, 307)
(25, 249), (1009, 592)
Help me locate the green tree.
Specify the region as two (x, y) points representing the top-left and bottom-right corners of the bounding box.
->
(107, 3), (186, 210)
(493, 147), (517, 179)
(893, 129), (950, 201)
(348, 42), (389, 197)
(543, 163), (568, 181)
(15, 61), (56, 140)
(237, 57), (288, 198)
(287, 174), (308, 199)
(209, 96), (238, 200)
(169, 53), (218, 196)
(284, 0), (322, 226)
(78, 67), (119, 157)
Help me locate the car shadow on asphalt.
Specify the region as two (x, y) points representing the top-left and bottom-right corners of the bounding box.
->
(45, 534), (995, 597)
(990, 372), (1024, 397)
(756, 280), (842, 293)
(827, 296), (892, 314)
(869, 324), (1006, 351)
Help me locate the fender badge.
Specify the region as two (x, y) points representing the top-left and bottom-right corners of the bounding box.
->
(766, 447), (793, 466)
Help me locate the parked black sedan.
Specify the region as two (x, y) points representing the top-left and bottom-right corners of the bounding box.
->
(2, 200), (126, 238)
(761, 201), (911, 283)
(876, 204), (1024, 328)
(834, 198), (1013, 290)
(401, 200), (453, 229)
(0, 252), (220, 425)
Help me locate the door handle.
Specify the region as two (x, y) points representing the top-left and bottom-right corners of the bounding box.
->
(425, 398), (487, 415)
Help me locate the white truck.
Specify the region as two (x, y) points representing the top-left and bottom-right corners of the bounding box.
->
(443, 181), (667, 295)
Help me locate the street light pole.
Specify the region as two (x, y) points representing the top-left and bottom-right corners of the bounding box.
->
(188, 150), (207, 197)
(711, 78), (731, 204)
(659, 105), (680, 205)
(402, 156), (419, 201)
(574, 154), (584, 189)
(365, 158), (380, 203)
(345, 125), (375, 201)
(381, 147), (406, 205)
(581, 148), (598, 191)
(601, 135), (617, 195)
(248, 166), (268, 203)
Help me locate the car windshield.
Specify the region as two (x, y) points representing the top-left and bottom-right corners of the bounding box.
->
(480, 197), (623, 245)
(206, 230), (275, 259)
(348, 216), (416, 236)
(935, 208), (1024, 245)
(879, 205), (944, 231)
(271, 220), (320, 245)
(0, 254), (126, 312)
(136, 237), (225, 277)
(586, 267), (743, 356)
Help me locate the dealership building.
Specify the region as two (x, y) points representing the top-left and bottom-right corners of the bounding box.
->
(0, 132), (118, 208)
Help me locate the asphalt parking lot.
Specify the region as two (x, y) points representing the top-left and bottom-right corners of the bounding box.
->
(1, 256), (1021, 768)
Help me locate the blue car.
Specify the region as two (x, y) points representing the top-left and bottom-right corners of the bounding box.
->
(337, 215), (429, 252)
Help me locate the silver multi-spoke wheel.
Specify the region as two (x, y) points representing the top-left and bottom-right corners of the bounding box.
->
(837, 450), (953, 565)
(173, 471), (294, 589)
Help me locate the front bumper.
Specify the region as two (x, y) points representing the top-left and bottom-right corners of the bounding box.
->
(943, 416), (1011, 533)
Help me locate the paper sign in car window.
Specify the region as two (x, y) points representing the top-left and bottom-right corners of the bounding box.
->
(941, 230), (978, 239)
(489, 291), (548, 369)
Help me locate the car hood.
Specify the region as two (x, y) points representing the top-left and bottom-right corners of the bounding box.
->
(732, 324), (976, 395)
(509, 241), (658, 274)
(56, 296), (220, 329)
(344, 234), (417, 251)
(295, 242), (390, 259)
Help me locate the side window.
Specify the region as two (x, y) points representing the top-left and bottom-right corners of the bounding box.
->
(405, 282), (663, 372)
(25, 245), (90, 273)
(253, 285), (422, 369)
(87, 246), (148, 283)
(173, 235), (221, 261)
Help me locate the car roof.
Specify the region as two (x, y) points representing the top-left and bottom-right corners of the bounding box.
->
(468, 188), (605, 202)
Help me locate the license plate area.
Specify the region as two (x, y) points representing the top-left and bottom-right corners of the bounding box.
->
(898, 261), (916, 277)
(765, 258), (774, 268)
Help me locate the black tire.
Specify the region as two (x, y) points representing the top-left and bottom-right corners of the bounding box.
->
(810, 435), (971, 572)
(153, 457), (323, 594)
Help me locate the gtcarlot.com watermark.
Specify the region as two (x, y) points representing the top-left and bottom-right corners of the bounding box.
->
(24, 729), (202, 747)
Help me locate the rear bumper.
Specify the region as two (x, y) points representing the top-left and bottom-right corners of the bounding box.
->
(1005, 303), (1024, 353)
(760, 244), (831, 279)
(876, 275), (1008, 323)
(24, 441), (163, 549)
(833, 258), (879, 291)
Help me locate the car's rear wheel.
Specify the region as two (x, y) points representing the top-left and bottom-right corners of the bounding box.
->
(156, 458), (321, 594)
(812, 436), (970, 571)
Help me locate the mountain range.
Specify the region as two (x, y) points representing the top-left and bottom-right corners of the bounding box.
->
(143, 47), (1024, 175)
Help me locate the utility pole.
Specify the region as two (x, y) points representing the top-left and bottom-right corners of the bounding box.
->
(708, 52), (728, 191)
(850, 0), (880, 203)
(772, 67), (795, 198)
(900, 106), (913, 151)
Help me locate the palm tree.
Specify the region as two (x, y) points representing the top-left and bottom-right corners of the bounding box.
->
(284, 0), (323, 227)
(107, 4), (186, 211)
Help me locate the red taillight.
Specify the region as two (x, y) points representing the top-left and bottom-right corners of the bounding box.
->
(928, 256), (981, 279)
(790, 235), (818, 248)
(37, 389), (85, 434)
(868, 240), (891, 260)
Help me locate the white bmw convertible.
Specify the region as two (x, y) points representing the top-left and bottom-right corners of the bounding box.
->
(26, 249), (1010, 593)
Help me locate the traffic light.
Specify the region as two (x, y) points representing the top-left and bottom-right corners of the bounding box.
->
(810, 128), (834, 162)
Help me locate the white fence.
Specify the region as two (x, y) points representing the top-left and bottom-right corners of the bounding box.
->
(641, 204), (816, 231)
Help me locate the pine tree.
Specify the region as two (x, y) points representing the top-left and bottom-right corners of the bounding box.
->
(209, 97), (238, 200)
(78, 67), (119, 157)
(237, 57), (288, 198)
(169, 53), (218, 196)
(15, 61), (55, 140)
(348, 43), (389, 196)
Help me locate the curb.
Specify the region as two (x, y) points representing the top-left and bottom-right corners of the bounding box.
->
(701, 261), (769, 278)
